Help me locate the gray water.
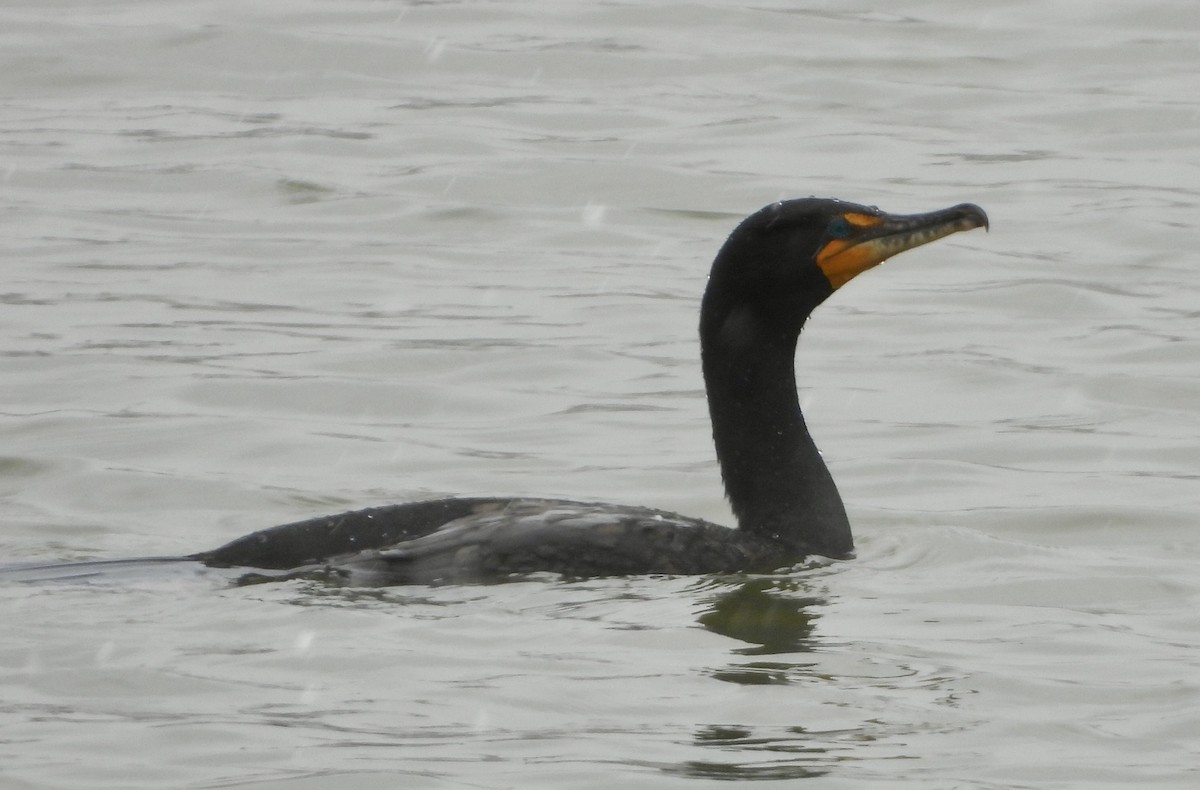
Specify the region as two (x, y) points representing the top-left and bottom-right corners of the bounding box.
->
(3, 1), (1198, 788)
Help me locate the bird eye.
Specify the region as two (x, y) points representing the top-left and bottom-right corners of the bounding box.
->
(827, 217), (851, 239)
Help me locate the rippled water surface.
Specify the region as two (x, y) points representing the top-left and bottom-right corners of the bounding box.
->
(3, 1), (1198, 787)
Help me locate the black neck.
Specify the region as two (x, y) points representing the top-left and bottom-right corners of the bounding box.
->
(699, 303), (853, 559)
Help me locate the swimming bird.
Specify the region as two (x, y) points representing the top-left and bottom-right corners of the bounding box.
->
(195, 198), (988, 585)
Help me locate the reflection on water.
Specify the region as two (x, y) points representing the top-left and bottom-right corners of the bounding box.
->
(669, 722), (863, 781)
(695, 576), (822, 657)
(681, 578), (836, 779)
(666, 753), (829, 781)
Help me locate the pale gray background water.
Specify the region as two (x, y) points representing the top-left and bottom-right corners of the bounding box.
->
(2, 1), (1197, 788)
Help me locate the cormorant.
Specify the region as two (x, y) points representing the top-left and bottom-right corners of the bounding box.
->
(195, 198), (988, 585)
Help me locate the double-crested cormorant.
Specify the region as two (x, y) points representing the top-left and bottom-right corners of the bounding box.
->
(194, 198), (988, 585)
